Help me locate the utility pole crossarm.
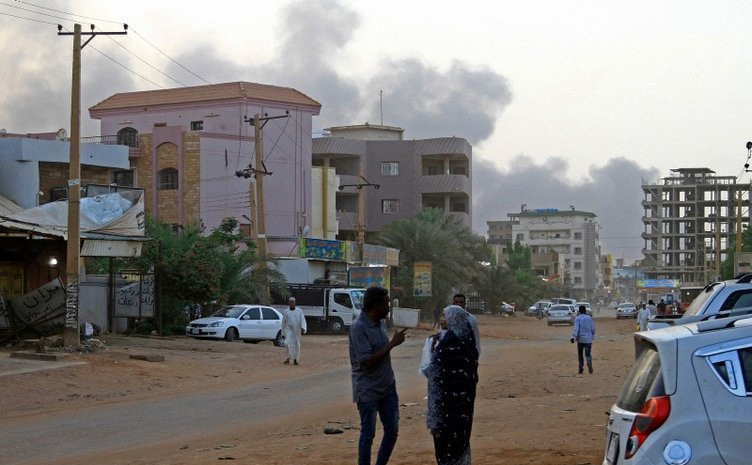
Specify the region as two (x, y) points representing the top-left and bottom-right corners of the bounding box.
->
(57, 24), (128, 49)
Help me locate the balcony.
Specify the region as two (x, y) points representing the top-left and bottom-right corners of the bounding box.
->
(416, 174), (469, 194)
(82, 134), (141, 157)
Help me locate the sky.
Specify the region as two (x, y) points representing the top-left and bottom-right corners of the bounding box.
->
(2, 0), (752, 262)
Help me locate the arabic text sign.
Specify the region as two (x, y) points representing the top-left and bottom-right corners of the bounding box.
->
(299, 238), (344, 260)
(115, 274), (155, 318)
(11, 278), (66, 334)
(349, 266), (389, 289)
(413, 261), (432, 297)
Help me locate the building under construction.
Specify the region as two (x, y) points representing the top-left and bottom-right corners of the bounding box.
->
(641, 168), (751, 285)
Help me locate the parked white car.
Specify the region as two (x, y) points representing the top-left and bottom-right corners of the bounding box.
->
(547, 304), (575, 326)
(602, 314), (752, 465)
(186, 304), (285, 345)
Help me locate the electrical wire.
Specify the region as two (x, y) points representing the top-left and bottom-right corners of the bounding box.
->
(99, 27), (187, 87)
(12, 0), (123, 24)
(0, 1), (74, 23)
(132, 29), (211, 85)
(265, 117), (289, 162)
(84, 40), (164, 89)
(0, 8), (57, 24)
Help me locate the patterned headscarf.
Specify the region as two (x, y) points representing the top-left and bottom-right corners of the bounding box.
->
(443, 305), (472, 343)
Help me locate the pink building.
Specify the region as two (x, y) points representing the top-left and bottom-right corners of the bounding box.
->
(88, 81), (321, 256)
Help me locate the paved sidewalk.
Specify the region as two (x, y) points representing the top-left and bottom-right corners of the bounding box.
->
(0, 353), (86, 377)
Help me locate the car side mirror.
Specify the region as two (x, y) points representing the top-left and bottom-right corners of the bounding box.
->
(241, 315), (250, 320)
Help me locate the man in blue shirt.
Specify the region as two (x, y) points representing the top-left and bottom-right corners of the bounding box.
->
(349, 286), (406, 465)
(570, 305), (596, 374)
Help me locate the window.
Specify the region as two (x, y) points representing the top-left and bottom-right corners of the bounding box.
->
(574, 247), (582, 255)
(740, 348), (752, 391)
(154, 123), (166, 127)
(158, 168), (178, 190)
(574, 277), (582, 285)
(450, 202), (466, 213)
(51, 187), (68, 201)
(334, 293), (353, 308)
(190, 120), (204, 131)
(574, 261), (582, 270)
(116, 127), (139, 148)
(245, 307), (261, 320)
(565, 258), (571, 267)
(382, 199), (399, 214)
(574, 232), (582, 240)
(381, 162), (399, 176)
(516, 234), (524, 242)
(261, 307), (279, 320)
(113, 170), (134, 187)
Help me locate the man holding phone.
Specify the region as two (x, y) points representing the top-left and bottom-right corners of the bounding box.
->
(349, 286), (406, 465)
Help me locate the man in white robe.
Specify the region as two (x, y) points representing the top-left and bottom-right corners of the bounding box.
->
(282, 297), (307, 365)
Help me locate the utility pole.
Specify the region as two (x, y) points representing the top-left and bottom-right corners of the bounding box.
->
(58, 23), (126, 346)
(737, 186), (743, 253)
(237, 112), (287, 302)
(339, 168), (380, 258)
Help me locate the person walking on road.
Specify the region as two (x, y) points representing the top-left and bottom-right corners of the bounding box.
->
(570, 305), (596, 374)
(281, 297), (307, 365)
(349, 286), (407, 465)
(424, 305), (479, 465)
(637, 303), (651, 331)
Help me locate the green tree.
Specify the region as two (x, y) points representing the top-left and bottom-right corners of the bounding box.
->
(720, 226), (752, 280)
(121, 216), (286, 334)
(376, 208), (488, 311)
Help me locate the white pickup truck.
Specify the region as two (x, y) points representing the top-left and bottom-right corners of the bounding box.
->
(272, 284), (365, 334)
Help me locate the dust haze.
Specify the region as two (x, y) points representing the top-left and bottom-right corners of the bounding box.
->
(0, 0), (659, 259)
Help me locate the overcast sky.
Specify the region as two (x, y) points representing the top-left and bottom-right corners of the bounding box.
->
(2, 0), (752, 262)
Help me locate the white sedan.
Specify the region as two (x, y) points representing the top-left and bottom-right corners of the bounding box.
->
(186, 304), (285, 345)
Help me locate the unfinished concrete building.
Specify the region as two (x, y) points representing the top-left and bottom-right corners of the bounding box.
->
(641, 168), (752, 284)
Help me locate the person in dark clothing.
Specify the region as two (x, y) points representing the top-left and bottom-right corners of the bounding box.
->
(433, 303), (442, 329)
(657, 299), (667, 316)
(425, 305), (479, 465)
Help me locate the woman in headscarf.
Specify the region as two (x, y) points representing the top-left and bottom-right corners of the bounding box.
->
(425, 305), (479, 465)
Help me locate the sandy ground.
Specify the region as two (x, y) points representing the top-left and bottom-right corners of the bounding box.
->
(0, 313), (639, 464)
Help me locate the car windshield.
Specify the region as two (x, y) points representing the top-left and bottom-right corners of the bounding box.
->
(683, 283), (721, 316)
(616, 343), (665, 412)
(618, 303), (634, 308)
(550, 305), (569, 311)
(211, 306), (245, 318)
(351, 290), (364, 310)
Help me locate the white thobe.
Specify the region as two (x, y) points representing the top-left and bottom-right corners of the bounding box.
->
(282, 307), (307, 361)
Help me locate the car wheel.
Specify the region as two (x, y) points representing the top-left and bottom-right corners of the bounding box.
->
(224, 327), (238, 342)
(330, 318), (344, 334)
(273, 330), (285, 347)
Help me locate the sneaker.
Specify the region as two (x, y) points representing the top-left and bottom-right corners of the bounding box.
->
(588, 364), (593, 374)
(283, 359), (290, 364)
(293, 360), (299, 365)
(578, 369), (583, 375)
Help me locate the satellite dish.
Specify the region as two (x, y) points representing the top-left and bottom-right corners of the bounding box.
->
(56, 128), (68, 140)
(301, 225), (310, 237)
(0, 128), (6, 134)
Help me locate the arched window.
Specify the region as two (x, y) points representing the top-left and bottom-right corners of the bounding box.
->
(158, 168), (178, 190)
(117, 127), (139, 147)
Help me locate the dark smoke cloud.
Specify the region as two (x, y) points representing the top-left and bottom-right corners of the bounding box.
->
(366, 59), (512, 144)
(473, 155), (660, 261)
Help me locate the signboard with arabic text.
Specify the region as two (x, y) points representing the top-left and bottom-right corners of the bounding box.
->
(413, 261), (432, 297)
(299, 238), (345, 261)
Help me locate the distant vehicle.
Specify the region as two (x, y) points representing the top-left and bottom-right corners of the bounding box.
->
(609, 301), (619, 310)
(547, 304), (576, 326)
(271, 284), (365, 334)
(575, 301), (593, 316)
(602, 313), (752, 465)
(527, 300), (551, 316)
(616, 302), (637, 319)
(186, 304), (285, 345)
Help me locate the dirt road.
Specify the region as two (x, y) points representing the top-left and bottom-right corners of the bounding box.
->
(0, 314), (638, 464)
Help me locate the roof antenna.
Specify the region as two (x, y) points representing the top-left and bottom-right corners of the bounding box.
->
(379, 89), (383, 126)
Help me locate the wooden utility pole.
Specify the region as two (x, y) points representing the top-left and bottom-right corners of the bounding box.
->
(58, 23), (127, 346)
(63, 23), (82, 346)
(253, 114), (268, 261)
(357, 157), (366, 246)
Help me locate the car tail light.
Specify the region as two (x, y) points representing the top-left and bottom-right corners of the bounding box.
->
(625, 395), (671, 459)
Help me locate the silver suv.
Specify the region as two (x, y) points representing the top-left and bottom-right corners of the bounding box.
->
(602, 314), (752, 465)
(648, 274), (752, 330)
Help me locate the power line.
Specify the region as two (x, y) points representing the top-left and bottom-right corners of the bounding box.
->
(8, 0), (210, 87)
(12, 0), (123, 24)
(0, 1), (75, 23)
(0, 9), (57, 24)
(132, 29), (211, 85)
(84, 40), (164, 89)
(98, 27), (186, 87)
